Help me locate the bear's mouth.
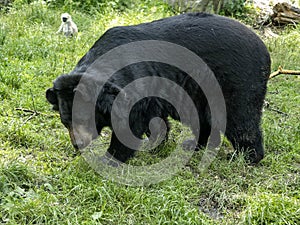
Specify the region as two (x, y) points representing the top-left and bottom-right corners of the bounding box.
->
(68, 124), (97, 150)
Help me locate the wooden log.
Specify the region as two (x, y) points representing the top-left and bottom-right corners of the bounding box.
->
(272, 2), (300, 25)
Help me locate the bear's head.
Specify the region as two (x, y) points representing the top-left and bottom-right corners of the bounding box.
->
(46, 74), (116, 150)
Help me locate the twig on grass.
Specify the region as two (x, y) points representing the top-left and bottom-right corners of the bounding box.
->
(16, 107), (58, 125)
(264, 101), (289, 116)
(265, 66), (299, 116)
(266, 107), (289, 116)
(269, 66), (300, 79)
(15, 89), (59, 125)
(15, 108), (58, 118)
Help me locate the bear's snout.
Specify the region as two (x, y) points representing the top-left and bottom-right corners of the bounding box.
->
(68, 125), (95, 150)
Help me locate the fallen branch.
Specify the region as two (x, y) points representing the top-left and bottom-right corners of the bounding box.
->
(269, 66), (300, 79)
(15, 107), (58, 126)
(15, 108), (58, 118)
(264, 101), (289, 116)
(268, 107), (289, 116)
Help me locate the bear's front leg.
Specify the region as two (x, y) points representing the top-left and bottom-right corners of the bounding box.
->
(182, 115), (212, 151)
(107, 132), (138, 163)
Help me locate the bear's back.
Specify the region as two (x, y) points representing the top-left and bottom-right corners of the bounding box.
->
(73, 13), (270, 84)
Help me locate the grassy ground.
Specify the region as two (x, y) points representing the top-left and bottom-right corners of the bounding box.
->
(0, 1), (299, 224)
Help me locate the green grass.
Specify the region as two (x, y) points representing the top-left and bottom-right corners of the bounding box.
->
(0, 1), (300, 224)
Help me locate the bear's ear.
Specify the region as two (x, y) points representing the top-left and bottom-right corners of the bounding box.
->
(74, 83), (92, 102)
(53, 74), (83, 91)
(46, 88), (58, 105)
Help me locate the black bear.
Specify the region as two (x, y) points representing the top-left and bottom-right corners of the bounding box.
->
(46, 13), (271, 164)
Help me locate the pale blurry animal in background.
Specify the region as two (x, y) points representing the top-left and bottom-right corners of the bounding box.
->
(56, 13), (78, 37)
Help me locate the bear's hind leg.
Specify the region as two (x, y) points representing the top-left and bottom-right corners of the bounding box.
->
(182, 117), (211, 151)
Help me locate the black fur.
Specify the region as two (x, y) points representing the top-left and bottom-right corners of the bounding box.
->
(46, 13), (271, 164)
